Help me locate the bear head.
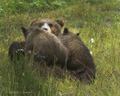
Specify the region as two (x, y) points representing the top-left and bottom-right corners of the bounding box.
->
(30, 19), (64, 37)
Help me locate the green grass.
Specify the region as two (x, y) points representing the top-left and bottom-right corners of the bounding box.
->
(1, 1), (120, 96)
(0, 0), (78, 17)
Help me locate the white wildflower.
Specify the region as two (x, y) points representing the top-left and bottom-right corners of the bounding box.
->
(0, 9), (2, 11)
(90, 51), (92, 55)
(91, 38), (94, 43)
(59, 92), (62, 96)
(20, 2), (23, 4)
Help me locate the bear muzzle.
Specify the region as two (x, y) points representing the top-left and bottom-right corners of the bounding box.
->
(42, 23), (51, 33)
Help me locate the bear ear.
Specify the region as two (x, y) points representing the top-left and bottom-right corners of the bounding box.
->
(56, 20), (64, 27)
(76, 33), (80, 36)
(63, 28), (69, 35)
(30, 20), (37, 26)
(21, 27), (27, 39)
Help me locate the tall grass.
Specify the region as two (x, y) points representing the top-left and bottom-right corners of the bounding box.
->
(0, 0), (120, 96)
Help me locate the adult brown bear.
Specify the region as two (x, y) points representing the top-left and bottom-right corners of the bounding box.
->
(30, 19), (64, 37)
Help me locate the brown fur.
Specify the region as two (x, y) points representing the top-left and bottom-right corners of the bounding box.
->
(30, 61), (72, 79)
(30, 19), (64, 37)
(8, 41), (25, 60)
(8, 19), (64, 60)
(22, 26), (69, 68)
(60, 28), (96, 83)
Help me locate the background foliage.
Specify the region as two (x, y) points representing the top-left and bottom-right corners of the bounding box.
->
(0, 0), (119, 17)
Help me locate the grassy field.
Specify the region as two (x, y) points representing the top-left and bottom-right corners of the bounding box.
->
(0, 0), (120, 96)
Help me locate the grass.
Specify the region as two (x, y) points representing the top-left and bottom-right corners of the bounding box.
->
(0, 0), (120, 96)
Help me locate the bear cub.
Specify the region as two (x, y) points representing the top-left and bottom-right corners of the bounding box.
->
(21, 26), (69, 68)
(8, 41), (25, 60)
(60, 28), (96, 83)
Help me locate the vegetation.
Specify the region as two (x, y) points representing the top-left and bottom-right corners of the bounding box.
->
(0, 0), (120, 95)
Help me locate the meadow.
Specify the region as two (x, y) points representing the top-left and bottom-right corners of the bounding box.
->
(0, 0), (120, 96)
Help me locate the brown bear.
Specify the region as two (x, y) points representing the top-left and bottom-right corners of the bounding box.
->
(31, 61), (72, 79)
(8, 19), (64, 60)
(8, 41), (25, 60)
(30, 19), (64, 37)
(8, 43), (71, 80)
(21, 26), (69, 68)
(60, 28), (96, 83)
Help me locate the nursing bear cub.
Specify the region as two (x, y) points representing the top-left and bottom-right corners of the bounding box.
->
(8, 41), (25, 60)
(61, 28), (96, 82)
(22, 26), (68, 68)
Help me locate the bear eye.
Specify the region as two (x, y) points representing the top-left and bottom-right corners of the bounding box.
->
(48, 23), (53, 28)
(39, 22), (44, 27)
